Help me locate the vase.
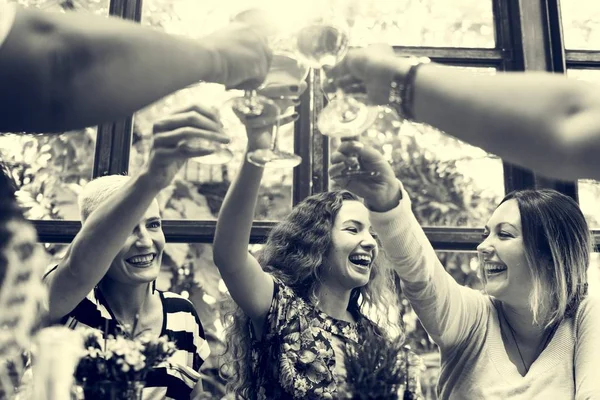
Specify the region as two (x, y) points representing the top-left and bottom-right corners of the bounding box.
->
(80, 380), (145, 400)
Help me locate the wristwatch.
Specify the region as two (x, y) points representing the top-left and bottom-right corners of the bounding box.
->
(388, 57), (431, 120)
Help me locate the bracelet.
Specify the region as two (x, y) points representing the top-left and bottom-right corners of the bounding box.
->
(388, 57), (431, 120)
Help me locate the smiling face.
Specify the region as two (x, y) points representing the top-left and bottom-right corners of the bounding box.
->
(321, 200), (379, 291)
(477, 199), (532, 306)
(104, 200), (165, 286)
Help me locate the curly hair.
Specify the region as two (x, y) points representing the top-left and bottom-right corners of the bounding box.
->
(220, 190), (402, 399)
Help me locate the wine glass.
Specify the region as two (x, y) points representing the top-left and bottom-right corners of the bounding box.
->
(171, 86), (234, 166)
(225, 9), (308, 168)
(247, 52), (310, 168)
(295, 12), (379, 178)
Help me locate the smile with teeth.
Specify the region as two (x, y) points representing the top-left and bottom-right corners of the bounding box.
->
(484, 262), (507, 275)
(126, 253), (156, 268)
(348, 254), (372, 269)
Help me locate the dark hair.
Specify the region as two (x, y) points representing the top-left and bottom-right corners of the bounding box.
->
(221, 190), (400, 398)
(494, 189), (590, 326)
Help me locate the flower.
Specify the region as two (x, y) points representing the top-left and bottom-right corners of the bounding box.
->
(74, 327), (177, 388)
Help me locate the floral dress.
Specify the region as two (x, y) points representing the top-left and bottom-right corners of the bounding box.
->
(249, 278), (380, 399)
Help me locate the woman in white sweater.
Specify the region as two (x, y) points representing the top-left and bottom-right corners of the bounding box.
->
(330, 141), (600, 399)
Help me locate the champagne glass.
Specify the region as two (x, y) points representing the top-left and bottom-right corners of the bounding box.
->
(248, 52), (310, 168)
(177, 86), (234, 166)
(295, 12), (379, 178)
(225, 9), (307, 168)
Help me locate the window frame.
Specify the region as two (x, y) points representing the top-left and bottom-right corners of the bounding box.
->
(30, 0), (600, 251)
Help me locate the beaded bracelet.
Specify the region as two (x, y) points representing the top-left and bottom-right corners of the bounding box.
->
(388, 57), (431, 120)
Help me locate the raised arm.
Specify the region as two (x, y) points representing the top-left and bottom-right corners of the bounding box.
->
(412, 66), (600, 181)
(330, 142), (487, 349)
(0, 2), (270, 133)
(213, 84), (303, 327)
(46, 105), (227, 321)
(330, 45), (600, 181)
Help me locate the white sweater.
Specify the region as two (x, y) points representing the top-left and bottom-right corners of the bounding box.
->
(369, 187), (600, 400)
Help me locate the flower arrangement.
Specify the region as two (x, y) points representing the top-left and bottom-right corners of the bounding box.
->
(342, 328), (425, 400)
(73, 328), (176, 400)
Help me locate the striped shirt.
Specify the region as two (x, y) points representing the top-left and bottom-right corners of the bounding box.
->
(62, 288), (210, 400)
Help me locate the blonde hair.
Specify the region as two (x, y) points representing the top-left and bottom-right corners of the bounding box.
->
(78, 175), (131, 222)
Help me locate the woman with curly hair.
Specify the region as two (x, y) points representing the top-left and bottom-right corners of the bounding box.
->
(213, 91), (404, 399)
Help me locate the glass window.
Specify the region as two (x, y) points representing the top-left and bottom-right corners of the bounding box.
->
(348, 0), (495, 48)
(561, 0), (600, 50)
(139, 0), (494, 49)
(0, 131), (96, 220)
(567, 69), (600, 229)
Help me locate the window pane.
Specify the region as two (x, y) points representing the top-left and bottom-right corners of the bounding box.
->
(561, 0), (600, 50)
(130, 85), (293, 221)
(138, 1), (301, 221)
(139, 0), (495, 48)
(330, 68), (504, 228)
(0, 131), (96, 220)
(567, 69), (600, 229)
(349, 0), (495, 48)
(11, 0), (109, 15)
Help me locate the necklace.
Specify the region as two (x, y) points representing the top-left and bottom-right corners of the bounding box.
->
(500, 309), (528, 374)
(498, 304), (556, 375)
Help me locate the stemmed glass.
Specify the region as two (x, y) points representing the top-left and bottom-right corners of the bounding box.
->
(224, 9), (308, 168)
(180, 88), (234, 166)
(295, 11), (380, 179)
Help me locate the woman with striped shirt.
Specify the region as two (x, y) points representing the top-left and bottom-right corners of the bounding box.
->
(43, 105), (224, 399)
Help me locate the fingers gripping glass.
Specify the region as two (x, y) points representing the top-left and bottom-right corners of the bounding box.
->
(226, 9), (309, 168)
(295, 14), (379, 179)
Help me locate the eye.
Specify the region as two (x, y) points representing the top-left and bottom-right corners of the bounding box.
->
(148, 221), (161, 229)
(344, 226), (358, 233)
(370, 231), (379, 240)
(498, 231), (513, 238)
(481, 231), (490, 240)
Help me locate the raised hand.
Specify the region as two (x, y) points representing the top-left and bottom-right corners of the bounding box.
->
(146, 104), (230, 189)
(202, 23), (273, 90)
(235, 82), (307, 150)
(327, 44), (406, 105)
(329, 140), (402, 212)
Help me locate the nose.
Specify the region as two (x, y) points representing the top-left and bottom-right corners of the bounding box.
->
(134, 226), (153, 247)
(360, 232), (378, 251)
(476, 236), (493, 257)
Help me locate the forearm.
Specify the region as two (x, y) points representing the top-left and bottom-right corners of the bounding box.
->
(48, 172), (161, 318)
(370, 184), (484, 347)
(412, 65), (600, 180)
(213, 156), (264, 271)
(0, 7), (220, 133)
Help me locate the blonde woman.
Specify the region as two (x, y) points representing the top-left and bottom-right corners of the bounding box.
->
(43, 105), (223, 399)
